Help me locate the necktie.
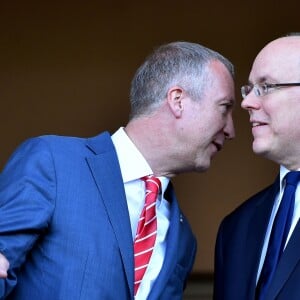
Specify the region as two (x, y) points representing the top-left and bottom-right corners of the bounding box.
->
(133, 175), (161, 296)
(256, 171), (300, 299)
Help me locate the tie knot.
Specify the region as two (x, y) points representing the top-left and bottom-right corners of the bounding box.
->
(141, 175), (161, 195)
(285, 171), (300, 187)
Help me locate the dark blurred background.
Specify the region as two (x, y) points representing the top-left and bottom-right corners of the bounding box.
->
(1, 1), (297, 279)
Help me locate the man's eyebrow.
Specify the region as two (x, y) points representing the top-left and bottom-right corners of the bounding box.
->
(248, 76), (269, 84)
(220, 98), (235, 106)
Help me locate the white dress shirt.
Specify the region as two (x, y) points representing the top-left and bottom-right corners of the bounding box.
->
(256, 165), (300, 283)
(111, 127), (171, 299)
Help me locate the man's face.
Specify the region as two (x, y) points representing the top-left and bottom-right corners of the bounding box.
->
(176, 60), (235, 172)
(241, 37), (300, 169)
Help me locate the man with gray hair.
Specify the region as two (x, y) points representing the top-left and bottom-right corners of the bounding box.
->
(0, 41), (235, 299)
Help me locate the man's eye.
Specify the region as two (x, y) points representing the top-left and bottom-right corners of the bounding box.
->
(262, 83), (270, 92)
(222, 103), (233, 112)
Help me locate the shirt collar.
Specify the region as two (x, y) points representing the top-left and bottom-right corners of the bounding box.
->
(279, 165), (300, 191)
(111, 127), (153, 183)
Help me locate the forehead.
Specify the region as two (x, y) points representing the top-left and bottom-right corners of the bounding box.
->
(250, 37), (300, 82)
(203, 60), (235, 102)
(207, 60), (234, 87)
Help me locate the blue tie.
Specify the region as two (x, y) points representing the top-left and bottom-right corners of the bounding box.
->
(256, 171), (300, 300)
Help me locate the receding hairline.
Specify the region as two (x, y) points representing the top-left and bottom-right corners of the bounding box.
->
(264, 34), (300, 51)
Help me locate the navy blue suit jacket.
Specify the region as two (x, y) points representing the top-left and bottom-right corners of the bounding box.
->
(214, 176), (300, 300)
(0, 132), (197, 299)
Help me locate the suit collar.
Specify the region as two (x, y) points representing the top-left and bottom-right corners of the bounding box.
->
(266, 207), (300, 299)
(148, 182), (183, 299)
(86, 132), (134, 297)
(86, 131), (114, 155)
(249, 174), (300, 299)
(244, 176), (280, 298)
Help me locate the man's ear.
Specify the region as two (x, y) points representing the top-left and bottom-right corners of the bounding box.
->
(167, 86), (184, 118)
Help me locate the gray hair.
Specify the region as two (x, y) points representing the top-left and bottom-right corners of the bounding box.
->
(129, 41), (234, 119)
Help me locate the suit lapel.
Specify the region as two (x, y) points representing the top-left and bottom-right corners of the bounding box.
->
(86, 133), (134, 297)
(244, 178), (280, 298)
(266, 220), (300, 299)
(148, 183), (182, 299)
(253, 174), (300, 300)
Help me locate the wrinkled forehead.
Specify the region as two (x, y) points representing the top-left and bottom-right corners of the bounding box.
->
(249, 37), (300, 82)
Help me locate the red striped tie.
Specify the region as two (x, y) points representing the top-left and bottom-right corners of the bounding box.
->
(133, 175), (161, 296)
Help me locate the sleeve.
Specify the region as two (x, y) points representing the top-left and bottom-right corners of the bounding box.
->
(0, 137), (56, 297)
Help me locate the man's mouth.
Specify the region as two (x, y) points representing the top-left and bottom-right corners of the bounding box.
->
(251, 120), (268, 127)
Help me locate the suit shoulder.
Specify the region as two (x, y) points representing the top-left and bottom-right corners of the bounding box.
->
(2, 132), (111, 170)
(32, 131), (112, 153)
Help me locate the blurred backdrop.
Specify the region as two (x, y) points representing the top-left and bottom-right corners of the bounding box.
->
(1, 1), (297, 276)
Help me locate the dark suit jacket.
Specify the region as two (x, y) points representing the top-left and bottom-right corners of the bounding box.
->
(214, 175), (300, 300)
(0, 132), (197, 299)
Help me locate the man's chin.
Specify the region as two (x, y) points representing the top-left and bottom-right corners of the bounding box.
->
(252, 142), (270, 158)
(195, 161), (211, 173)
